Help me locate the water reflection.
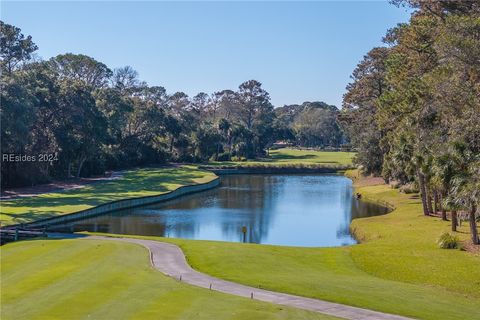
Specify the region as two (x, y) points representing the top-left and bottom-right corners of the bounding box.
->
(50, 175), (390, 247)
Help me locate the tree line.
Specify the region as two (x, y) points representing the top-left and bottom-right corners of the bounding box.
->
(275, 101), (345, 148)
(340, 0), (479, 245)
(0, 21), (345, 188)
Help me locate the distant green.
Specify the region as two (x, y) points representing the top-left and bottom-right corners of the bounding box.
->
(208, 148), (355, 167)
(0, 166), (216, 226)
(0, 239), (337, 320)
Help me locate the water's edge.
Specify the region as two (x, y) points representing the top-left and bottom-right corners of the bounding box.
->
(5, 168), (393, 245)
(3, 177), (221, 229)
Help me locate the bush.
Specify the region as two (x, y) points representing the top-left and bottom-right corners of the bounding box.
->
(216, 152), (231, 161)
(437, 232), (461, 249)
(231, 156), (247, 162)
(399, 182), (418, 194)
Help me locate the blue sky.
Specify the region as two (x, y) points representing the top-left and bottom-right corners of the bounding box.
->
(2, 1), (411, 108)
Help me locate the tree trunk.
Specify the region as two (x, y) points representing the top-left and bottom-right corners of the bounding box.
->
(441, 208), (447, 221)
(417, 170), (429, 216)
(76, 156), (87, 178)
(440, 191), (448, 221)
(433, 190), (439, 214)
(451, 210), (458, 232)
(427, 192), (434, 215)
(469, 204), (479, 245)
(67, 162), (72, 178)
(170, 137), (174, 153)
(215, 143), (220, 161)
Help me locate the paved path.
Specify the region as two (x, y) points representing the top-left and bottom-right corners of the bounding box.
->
(87, 236), (413, 320)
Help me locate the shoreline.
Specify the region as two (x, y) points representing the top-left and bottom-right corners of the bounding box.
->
(2, 165), (354, 230)
(2, 176), (221, 230)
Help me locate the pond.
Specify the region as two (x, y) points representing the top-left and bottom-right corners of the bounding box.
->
(51, 175), (390, 247)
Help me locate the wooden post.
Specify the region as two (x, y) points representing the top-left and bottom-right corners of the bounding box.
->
(242, 226), (247, 243)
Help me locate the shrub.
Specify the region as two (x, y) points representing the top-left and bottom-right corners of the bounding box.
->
(216, 152), (231, 161)
(390, 180), (401, 189)
(437, 232), (461, 249)
(231, 156), (247, 162)
(399, 182), (418, 194)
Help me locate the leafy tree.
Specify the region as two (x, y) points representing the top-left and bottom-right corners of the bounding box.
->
(54, 79), (108, 177)
(49, 53), (112, 89)
(0, 21), (38, 74)
(340, 47), (390, 175)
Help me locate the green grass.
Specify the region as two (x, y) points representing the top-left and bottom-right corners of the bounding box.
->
(0, 166), (216, 226)
(0, 150), (352, 226)
(3, 155), (479, 319)
(0, 239), (337, 320)
(349, 182), (480, 298)
(96, 169), (480, 320)
(208, 148), (355, 167)
(103, 235), (478, 320)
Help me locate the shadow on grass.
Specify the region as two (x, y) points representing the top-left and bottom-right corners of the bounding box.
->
(269, 154), (318, 161)
(1, 167), (212, 224)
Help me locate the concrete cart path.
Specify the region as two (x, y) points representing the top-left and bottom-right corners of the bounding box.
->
(86, 236), (414, 320)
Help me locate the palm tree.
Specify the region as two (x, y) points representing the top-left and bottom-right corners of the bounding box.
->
(448, 143), (479, 245)
(450, 164), (480, 245)
(432, 154), (456, 221)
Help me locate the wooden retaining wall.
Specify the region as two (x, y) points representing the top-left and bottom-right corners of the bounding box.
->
(6, 177), (221, 229)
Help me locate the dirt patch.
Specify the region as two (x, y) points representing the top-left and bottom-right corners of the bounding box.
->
(462, 240), (480, 255)
(351, 175), (385, 188)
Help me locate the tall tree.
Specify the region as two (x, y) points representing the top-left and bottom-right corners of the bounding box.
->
(340, 47), (390, 175)
(49, 53), (112, 89)
(0, 21), (38, 74)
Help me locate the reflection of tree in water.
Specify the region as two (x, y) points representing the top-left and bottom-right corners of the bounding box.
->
(337, 182), (353, 239)
(336, 182), (392, 240)
(62, 175), (280, 243)
(49, 175), (393, 246)
(51, 212), (171, 237)
(219, 175), (278, 243)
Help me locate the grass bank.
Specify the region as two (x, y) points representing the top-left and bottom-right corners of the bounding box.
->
(95, 170), (480, 320)
(3, 153), (479, 319)
(207, 148), (355, 168)
(345, 169), (480, 298)
(100, 235), (478, 320)
(0, 239), (336, 320)
(0, 166), (216, 226)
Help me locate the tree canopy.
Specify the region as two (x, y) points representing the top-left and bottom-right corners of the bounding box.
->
(340, 1), (479, 245)
(0, 21), (344, 189)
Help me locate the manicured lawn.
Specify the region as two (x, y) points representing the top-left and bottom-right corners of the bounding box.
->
(0, 239), (336, 320)
(3, 157), (479, 320)
(101, 170), (479, 320)
(107, 235), (478, 320)
(208, 148), (355, 167)
(0, 166), (216, 226)
(348, 175), (480, 299)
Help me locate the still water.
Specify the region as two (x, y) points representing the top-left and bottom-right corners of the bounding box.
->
(53, 175), (390, 247)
